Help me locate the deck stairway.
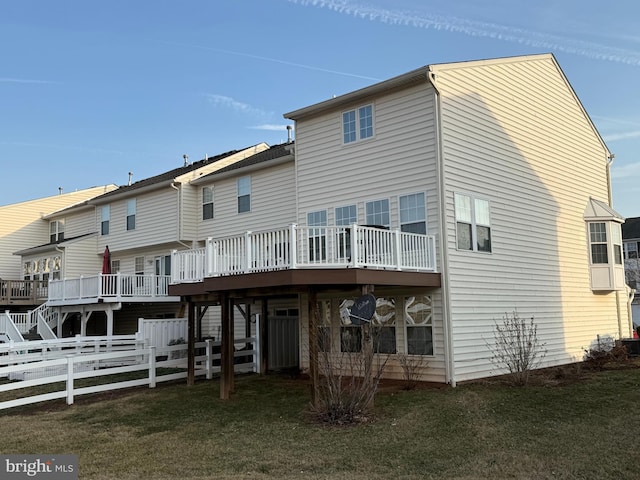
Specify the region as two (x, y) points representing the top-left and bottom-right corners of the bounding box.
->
(0, 303), (57, 343)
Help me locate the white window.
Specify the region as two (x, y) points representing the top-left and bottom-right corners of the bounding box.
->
(342, 104), (374, 144)
(366, 199), (389, 227)
(372, 297), (396, 354)
(455, 193), (491, 252)
(237, 177), (250, 213)
(126, 199), (136, 231)
(111, 259), (120, 273)
(589, 222), (622, 265)
(404, 295), (433, 355)
(49, 220), (64, 243)
(101, 205), (110, 235)
(624, 241), (639, 260)
(307, 210), (327, 262)
(400, 193), (426, 234)
(202, 186), (214, 220)
(335, 205), (357, 259)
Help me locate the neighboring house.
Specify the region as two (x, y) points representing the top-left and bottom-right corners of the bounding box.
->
(622, 216), (640, 327)
(0, 185), (117, 310)
(12, 144), (270, 338)
(170, 53), (630, 386)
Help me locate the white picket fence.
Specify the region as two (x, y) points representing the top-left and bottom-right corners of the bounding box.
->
(0, 336), (257, 410)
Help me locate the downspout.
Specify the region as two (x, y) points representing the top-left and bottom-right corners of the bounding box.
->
(429, 69), (456, 387)
(170, 182), (190, 250)
(606, 154), (626, 338)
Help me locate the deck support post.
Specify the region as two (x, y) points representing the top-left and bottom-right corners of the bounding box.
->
(260, 298), (268, 375)
(187, 298), (195, 386)
(220, 293), (234, 399)
(308, 287), (320, 408)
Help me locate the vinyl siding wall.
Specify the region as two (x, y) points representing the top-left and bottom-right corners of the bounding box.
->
(432, 56), (628, 381)
(294, 81), (446, 382)
(0, 186), (114, 279)
(197, 161), (296, 239)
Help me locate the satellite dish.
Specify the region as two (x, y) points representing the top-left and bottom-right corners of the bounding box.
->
(349, 294), (376, 325)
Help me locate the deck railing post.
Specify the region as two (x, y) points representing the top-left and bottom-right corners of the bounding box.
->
(290, 224), (298, 268)
(351, 224), (359, 268)
(245, 231), (252, 273)
(394, 229), (403, 270)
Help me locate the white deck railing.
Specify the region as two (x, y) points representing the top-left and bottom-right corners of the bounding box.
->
(172, 224), (437, 283)
(48, 274), (173, 302)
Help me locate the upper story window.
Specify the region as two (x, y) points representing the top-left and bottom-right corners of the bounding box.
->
(237, 176), (251, 213)
(202, 186), (214, 220)
(455, 193), (491, 253)
(101, 205), (110, 235)
(400, 192), (427, 234)
(126, 199), (136, 231)
(624, 241), (639, 260)
(366, 199), (389, 227)
(50, 220), (64, 243)
(343, 104), (374, 144)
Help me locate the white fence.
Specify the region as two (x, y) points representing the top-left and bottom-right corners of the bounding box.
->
(137, 317), (188, 350)
(0, 337), (257, 410)
(172, 224), (437, 283)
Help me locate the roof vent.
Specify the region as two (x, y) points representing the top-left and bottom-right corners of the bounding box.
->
(128, 172), (133, 186)
(286, 125), (293, 143)
(183, 154), (189, 167)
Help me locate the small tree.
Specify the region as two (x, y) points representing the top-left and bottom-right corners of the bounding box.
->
(489, 311), (547, 386)
(397, 353), (428, 390)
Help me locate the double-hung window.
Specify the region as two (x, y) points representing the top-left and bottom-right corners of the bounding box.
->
(343, 104), (374, 144)
(365, 199), (389, 227)
(589, 222), (622, 265)
(335, 205), (357, 260)
(400, 193), (427, 234)
(237, 176), (250, 213)
(50, 220), (64, 243)
(126, 199), (136, 231)
(101, 205), (110, 235)
(307, 210), (327, 262)
(455, 193), (491, 252)
(202, 186), (214, 220)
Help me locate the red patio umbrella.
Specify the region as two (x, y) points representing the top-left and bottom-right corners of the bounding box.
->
(102, 246), (111, 274)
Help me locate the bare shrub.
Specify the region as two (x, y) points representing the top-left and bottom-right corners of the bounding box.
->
(397, 354), (428, 390)
(488, 311), (547, 386)
(583, 336), (628, 370)
(311, 325), (388, 425)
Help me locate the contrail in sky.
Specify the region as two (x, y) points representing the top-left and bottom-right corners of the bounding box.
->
(286, 0), (640, 67)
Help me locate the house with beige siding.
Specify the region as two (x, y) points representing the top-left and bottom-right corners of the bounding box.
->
(170, 53), (630, 388)
(8, 144), (269, 340)
(0, 185), (116, 311)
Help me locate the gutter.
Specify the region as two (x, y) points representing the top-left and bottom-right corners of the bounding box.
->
(428, 68), (456, 387)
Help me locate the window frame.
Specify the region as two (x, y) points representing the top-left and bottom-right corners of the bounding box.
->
(454, 192), (492, 253)
(49, 220), (65, 243)
(237, 176), (251, 213)
(202, 186), (214, 220)
(342, 104), (374, 144)
(126, 199), (136, 231)
(399, 192), (427, 234)
(100, 205), (110, 236)
(365, 199), (390, 228)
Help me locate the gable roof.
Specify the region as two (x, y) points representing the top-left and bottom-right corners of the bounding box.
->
(13, 232), (96, 256)
(88, 144), (268, 204)
(192, 142), (295, 184)
(623, 217), (640, 240)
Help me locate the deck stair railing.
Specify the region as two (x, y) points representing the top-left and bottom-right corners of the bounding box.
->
(172, 224), (437, 283)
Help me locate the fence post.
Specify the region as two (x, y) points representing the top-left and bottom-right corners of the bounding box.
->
(66, 355), (75, 405)
(205, 339), (212, 380)
(149, 346), (156, 388)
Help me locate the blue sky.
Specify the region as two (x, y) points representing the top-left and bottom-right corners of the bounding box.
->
(2, 0), (639, 216)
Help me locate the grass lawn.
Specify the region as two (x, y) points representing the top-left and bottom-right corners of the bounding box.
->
(1, 365), (640, 480)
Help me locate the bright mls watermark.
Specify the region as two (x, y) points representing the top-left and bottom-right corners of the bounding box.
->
(0, 455), (78, 479)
